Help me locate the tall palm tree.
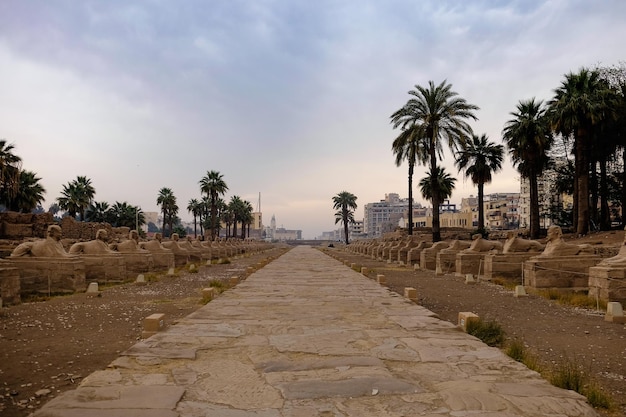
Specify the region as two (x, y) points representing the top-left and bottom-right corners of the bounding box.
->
(157, 187), (177, 237)
(187, 198), (201, 237)
(9, 170), (46, 213)
(229, 195), (246, 238)
(418, 167), (456, 204)
(199, 171), (228, 240)
(57, 182), (81, 219)
(86, 201), (111, 223)
(241, 200), (254, 239)
(332, 191), (357, 245)
(391, 80), (478, 241)
(108, 201), (145, 228)
(390, 123), (427, 235)
(455, 134), (504, 232)
(503, 98), (552, 239)
(0, 140), (22, 207)
(74, 176), (95, 221)
(549, 68), (612, 235)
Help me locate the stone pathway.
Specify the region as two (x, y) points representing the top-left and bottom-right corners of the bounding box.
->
(33, 246), (598, 416)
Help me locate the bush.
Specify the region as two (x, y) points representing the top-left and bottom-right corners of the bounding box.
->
(466, 319), (505, 347)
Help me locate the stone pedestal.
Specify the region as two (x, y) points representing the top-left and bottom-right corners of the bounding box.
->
(81, 254), (127, 284)
(455, 252), (489, 278)
(420, 244), (448, 270)
(483, 253), (536, 281)
(588, 266), (626, 304)
(0, 266), (21, 305)
(407, 244), (431, 266)
(117, 252), (154, 279)
(1, 257), (86, 296)
(436, 251), (458, 275)
(523, 255), (601, 291)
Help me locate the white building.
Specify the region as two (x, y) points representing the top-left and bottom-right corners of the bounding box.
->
(363, 193), (411, 238)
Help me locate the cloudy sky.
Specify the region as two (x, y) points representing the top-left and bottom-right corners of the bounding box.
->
(1, 1), (624, 239)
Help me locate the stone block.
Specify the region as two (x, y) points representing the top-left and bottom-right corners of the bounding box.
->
(458, 312), (479, 332)
(605, 301), (626, 323)
(524, 255), (601, 291)
(377, 274), (386, 285)
(85, 281), (100, 297)
(465, 274), (476, 284)
(1, 257), (86, 296)
(455, 252), (488, 278)
(81, 254), (127, 284)
(404, 287), (417, 301)
(361, 267), (368, 275)
(229, 276), (239, 286)
(514, 285), (527, 297)
(436, 251), (457, 275)
(202, 287), (215, 300)
(588, 266), (626, 304)
(0, 266), (21, 305)
(483, 253), (532, 282)
(117, 252), (153, 279)
(142, 313), (165, 338)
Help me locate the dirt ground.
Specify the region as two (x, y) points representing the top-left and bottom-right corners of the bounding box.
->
(1, 233), (625, 417)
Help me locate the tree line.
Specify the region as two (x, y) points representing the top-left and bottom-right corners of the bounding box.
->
(0, 149), (253, 240)
(335, 63), (626, 242)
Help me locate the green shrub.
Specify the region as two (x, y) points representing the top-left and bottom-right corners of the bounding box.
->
(466, 319), (505, 347)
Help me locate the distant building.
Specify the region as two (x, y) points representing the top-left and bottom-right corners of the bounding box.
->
(265, 214), (302, 241)
(519, 159), (567, 229)
(363, 193), (412, 238)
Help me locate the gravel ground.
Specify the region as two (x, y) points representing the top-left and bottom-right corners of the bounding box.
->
(1, 238), (625, 417)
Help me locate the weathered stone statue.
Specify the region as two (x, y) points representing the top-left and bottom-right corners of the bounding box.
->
(502, 231), (544, 253)
(161, 233), (190, 266)
(138, 232), (176, 270)
(462, 233), (503, 253)
(69, 229), (116, 254)
(537, 226), (593, 257)
(11, 225), (74, 258)
(111, 230), (147, 253)
(596, 229), (626, 267)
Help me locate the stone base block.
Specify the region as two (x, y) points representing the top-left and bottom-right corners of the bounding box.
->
(523, 255), (601, 290)
(361, 267), (368, 275)
(82, 254), (127, 284)
(0, 266), (21, 305)
(436, 252), (457, 275)
(588, 266), (626, 304)
(229, 276), (239, 286)
(458, 311), (479, 332)
(1, 257), (86, 296)
(377, 275), (386, 285)
(202, 287), (215, 300)
(420, 250), (438, 270)
(605, 301), (626, 323)
(118, 252), (154, 279)
(455, 252), (488, 278)
(484, 253), (534, 281)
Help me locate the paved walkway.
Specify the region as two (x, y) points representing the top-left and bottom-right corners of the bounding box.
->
(34, 246), (598, 417)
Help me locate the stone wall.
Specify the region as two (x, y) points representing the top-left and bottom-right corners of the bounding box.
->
(0, 212), (54, 239)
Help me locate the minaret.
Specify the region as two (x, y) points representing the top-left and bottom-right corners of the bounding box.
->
(271, 214), (276, 238)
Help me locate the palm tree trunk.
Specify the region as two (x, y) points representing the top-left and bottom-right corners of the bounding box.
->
(590, 159), (598, 229)
(477, 182), (484, 231)
(576, 129), (590, 235)
(622, 149), (626, 228)
(343, 211), (350, 245)
(408, 162), (414, 235)
(599, 157), (610, 230)
(529, 173), (541, 239)
(430, 150), (441, 242)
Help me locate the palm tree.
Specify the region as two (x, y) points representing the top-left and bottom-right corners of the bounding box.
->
(332, 191), (357, 244)
(502, 98), (552, 239)
(73, 176), (95, 221)
(157, 187), (177, 237)
(419, 167), (456, 204)
(390, 123), (427, 235)
(187, 198), (201, 237)
(229, 195), (246, 238)
(549, 68), (612, 235)
(108, 201), (145, 228)
(9, 170), (46, 213)
(241, 200), (254, 239)
(0, 140), (22, 207)
(199, 171), (228, 240)
(454, 134), (504, 232)
(86, 201), (111, 223)
(391, 80), (478, 241)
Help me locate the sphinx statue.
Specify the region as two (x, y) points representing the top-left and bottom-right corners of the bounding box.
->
(161, 233), (190, 266)
(462, 234), (503, 253)
(138, 233), (176, 269)
(69, 229), (117, 255)
(111, 230), (148, 253)
(537, 226), (594, 257)
(11, 225), (75, 258)
(597, 228), (626, 267)
(502, 231), (544, 253)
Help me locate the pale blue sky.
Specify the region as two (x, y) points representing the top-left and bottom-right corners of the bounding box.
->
(1, 0), (624, 238)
